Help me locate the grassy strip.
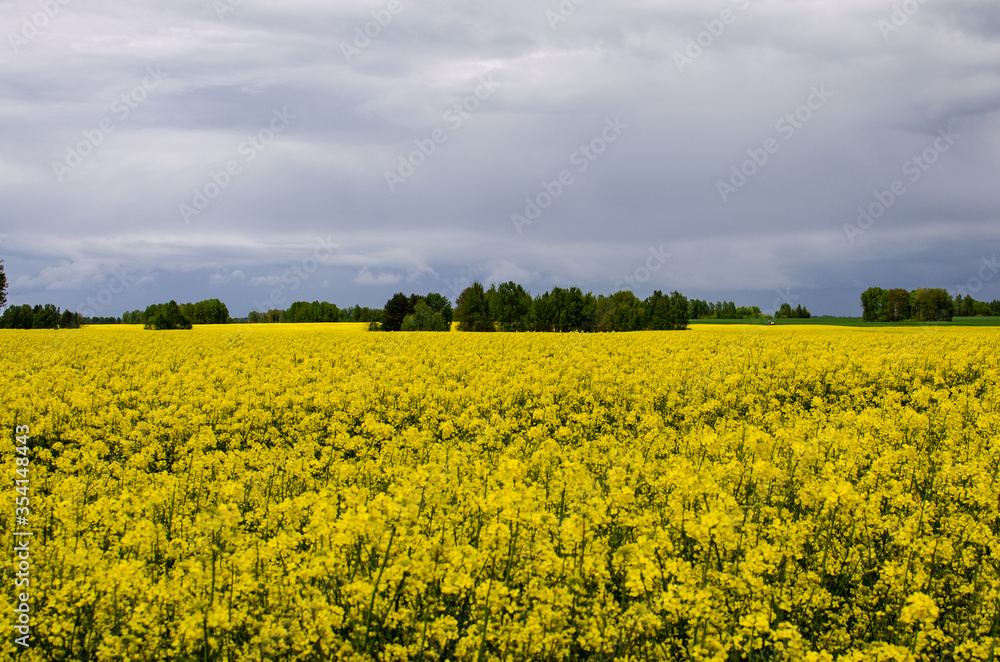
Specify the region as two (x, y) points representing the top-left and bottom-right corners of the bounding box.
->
(690, 316), (1000, 327)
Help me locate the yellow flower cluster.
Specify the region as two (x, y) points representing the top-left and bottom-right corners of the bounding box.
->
(1, 323), (998, 661)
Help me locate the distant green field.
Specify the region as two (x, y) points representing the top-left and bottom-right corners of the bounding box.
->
(946, 316), (1000, 326)
(690, 316), (1000, 327)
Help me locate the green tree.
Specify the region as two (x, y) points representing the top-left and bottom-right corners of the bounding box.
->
(179, 299), (230, 324)
(969, 299), (993, 316)
(884, 289), (910, 322)
(596, 291), (647, 332)
(537, 286), (595, 332)
(122, 309), (142, 324)
(281, 301), (302, 324)
(381, 293), (414, 331)
(860, 287), (886, 322)
(487, 282), (531, 331)
(952, 294), (995, 317)
(912, 288), (953, 322)
(1, 304), (79, 329)
(0, 255), (6, 310)
(688, 298), (710, 320)
(423, 293), (454, 326)
(0, 304), (32, 328)
(669, 291), (690, 329)
(776, 304), (810, 319)
(454, 282), (495, 332)
(144, 301), (193, 330)
(32, 304), (60, 329)
(284, 301), (339, 323)
(59, 310), (81, 329)
(401, 301), (449, 331)
(202, 298), (231, 324)
(526, 292), (554, 332)
(645, 290), (688, 330)
(646, 291), (671, 329)
(408, 294), (426, 312)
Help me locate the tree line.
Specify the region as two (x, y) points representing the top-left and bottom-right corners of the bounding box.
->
(132, 299), (377, 329)
(954, 295), (1000, 317)
(0, 256), (83, 329)
(0, 298), (377, 330)
(0, 304), (82, 330)
(116, 300), (376, 326)
(122, 299), (231, 327)
(247, 302), (378, 325)
(0, 254), (802, 333)
(687, 300), (783, 320)
(370, 283), (690, 332)
(860, 287), (999, 322)
(774, 303), (812, 319)
(374, 293), (454, 331)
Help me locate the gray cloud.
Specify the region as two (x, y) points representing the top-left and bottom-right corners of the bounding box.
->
(1, 0), (998, 317)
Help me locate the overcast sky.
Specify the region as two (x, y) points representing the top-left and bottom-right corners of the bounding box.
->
(1, 0), (998, 317)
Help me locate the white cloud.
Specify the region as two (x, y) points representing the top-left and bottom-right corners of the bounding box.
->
(210, 269), (246, 285)
(352, 267), (403, 286)
(483, 260), (538, 287)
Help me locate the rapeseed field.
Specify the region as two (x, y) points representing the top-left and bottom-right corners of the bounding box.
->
(2, 324), (998, 661)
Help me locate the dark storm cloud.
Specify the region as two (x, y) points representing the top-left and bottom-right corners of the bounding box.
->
(1, 0), (997, 317)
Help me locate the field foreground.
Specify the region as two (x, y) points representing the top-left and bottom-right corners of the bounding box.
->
(2, 325), (999, 661)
